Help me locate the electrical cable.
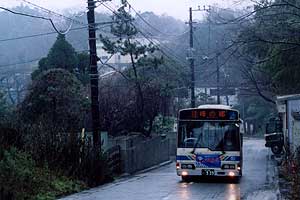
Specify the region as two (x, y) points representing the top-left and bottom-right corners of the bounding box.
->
(0, 22), (113, 43)
(102, 3), (188, 68)
(19, 0), (87, 26)
(0, 26), (87, 43)
(124, 0), (189, 38)
(0, 49), (89, 68)
(0, 6), (72, 35)
(17, 0), (115, 34)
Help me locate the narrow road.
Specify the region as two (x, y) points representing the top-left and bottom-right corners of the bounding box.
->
(61, 138), (280, 200)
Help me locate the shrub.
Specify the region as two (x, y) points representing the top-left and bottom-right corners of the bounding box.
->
(0, 147), (37, 199)
(0, 148), (86, 200)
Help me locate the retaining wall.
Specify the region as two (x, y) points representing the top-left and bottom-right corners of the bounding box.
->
(121, 136), (170, 174)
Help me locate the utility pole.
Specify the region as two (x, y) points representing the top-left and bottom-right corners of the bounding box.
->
(216, 53), (220, 104)
(189, 7), (195, 108)
(224, 70), (229, 106)
(188, 6), (211, 108)
(87, 0), (101, 152)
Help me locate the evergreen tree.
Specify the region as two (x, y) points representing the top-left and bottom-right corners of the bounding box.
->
(32, 34), (79, 79)
(100, 4), (163, 135)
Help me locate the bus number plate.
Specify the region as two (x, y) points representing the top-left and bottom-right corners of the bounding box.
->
(202, 169), (215, 176)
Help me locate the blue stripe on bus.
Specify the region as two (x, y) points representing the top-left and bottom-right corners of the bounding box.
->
(176, 155), (192, 161)
(177, 155), (240, 161)
(224, 156), (240, 161)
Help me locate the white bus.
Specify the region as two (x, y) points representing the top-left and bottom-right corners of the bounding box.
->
(176, 105), (243, 182)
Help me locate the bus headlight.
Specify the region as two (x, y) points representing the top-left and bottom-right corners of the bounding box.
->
(176, 162), (180, 169)
(182, 171), (188, 176)
(228, 171), (235, 177)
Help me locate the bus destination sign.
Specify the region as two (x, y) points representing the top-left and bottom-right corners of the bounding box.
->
(179, 109), (238, 121)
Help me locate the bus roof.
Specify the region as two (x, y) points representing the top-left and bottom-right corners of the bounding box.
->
(179, 105), (234, 112)
(197, 104), (232, 110)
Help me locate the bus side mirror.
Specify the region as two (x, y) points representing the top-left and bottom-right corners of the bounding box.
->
(238, 119), (243, 124)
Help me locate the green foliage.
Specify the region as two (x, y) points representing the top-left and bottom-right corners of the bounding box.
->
(18, 68), (110, 187)
(0, 148), (36, 199)
(46, 34), (78, 71)
(22, 69), (88, 128)
(235, 95), (277, 135)
(99, 5), (166, 135)
(0, 91), (12, 125)
(76, 53), (90, 85)
(32, 34), (78, 79)
(19, 69), (89, 169)
(31, 35), (90, 85)
(0, 147), (86, 200)
(239, 0), (300, 95)
(152, 115), (176, 134)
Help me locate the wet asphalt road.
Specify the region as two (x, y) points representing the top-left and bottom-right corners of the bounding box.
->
(61, 138), (280, 200)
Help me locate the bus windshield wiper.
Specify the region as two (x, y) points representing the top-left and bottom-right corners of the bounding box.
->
(191, 132), (202, 154)
(221, 141), (226, 155)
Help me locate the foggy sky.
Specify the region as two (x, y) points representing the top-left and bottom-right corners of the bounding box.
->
(1, 0), (253, 21)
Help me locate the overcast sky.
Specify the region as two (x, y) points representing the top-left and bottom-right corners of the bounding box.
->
(1, 0), (253, 21)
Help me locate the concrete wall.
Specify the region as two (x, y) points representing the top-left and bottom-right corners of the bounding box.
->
(167, 132), (177, 157)
(120, 136), (170, 174)
(108, 134), (144, 150)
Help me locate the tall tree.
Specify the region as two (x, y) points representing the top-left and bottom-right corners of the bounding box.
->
(31, 34), (79, 79)
(238, 0), (300, 96)
(100, 4), (163, 135)
(19, 69), (89, 165)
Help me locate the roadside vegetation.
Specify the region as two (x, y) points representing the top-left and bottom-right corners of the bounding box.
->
(0, 35), (95, 199)
(2, 0), (300, 198)
(0, 4), (187, 199)
(0, 148), (87, 200)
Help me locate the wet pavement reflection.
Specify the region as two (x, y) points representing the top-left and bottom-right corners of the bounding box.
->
(61, 139), (279, 200)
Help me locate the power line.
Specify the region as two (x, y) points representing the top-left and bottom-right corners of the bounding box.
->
(102, 3), (187, 68)
(0, 23), (113, 43)
(19, 0), (87, 26)
(124, 0), (189, 38)
(0, 58), (40, 68)
(0, 26), (88, 43)
(18, 0), (115, 33)
(0, 6), (71, 34)
(139, 29), (187, 67)
(134, 23), (187, 65)
(0, 49), (89, 68)
(101, 3), (192, 89)
(135, 24), (188, 67)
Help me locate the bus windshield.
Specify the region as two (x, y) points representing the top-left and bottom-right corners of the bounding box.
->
(178, 121), (240, 151)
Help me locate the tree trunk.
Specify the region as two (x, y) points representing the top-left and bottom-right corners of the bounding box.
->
(129, 51), (145, 134)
